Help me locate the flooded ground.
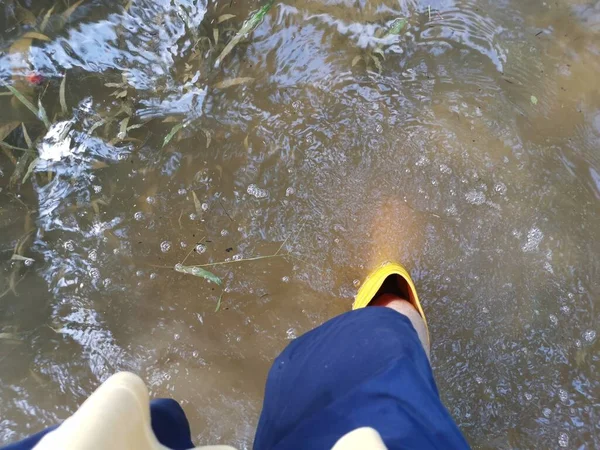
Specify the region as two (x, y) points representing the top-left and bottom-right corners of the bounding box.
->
(1, 0), (599, 448)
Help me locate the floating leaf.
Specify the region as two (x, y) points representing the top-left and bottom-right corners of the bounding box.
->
(175, 264), (222, 285)
(104, 82), (123, 88)
(22, 32), (51, 41)
(11, 254), (34, 263)
(40, 5), (56, 32)
(214, 0), (275, 67)
(59, 74), (68, 115)
(163, 123), (184, 147)
(22, 157), (39, 183)
(530, 95), (538, 105)
(351, 55), (362, 67)
(127, 122), (147, 131)
(213, 77), (255, 89)
(62, 0), (84, 21)
(213, 27), (219, 46)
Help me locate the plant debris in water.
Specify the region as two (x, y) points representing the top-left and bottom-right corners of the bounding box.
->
(175, 264), (222, 285)
(214, 0), (275, 67)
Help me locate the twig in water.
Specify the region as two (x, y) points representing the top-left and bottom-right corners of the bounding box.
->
(218, 198), (233, 221)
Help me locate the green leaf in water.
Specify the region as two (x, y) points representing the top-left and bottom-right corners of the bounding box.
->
(530, 95), (538, 105)
(214, 0), (275, 67)
(163, 123), (184, 148)
(215, 292), (223, 312)
(0, 81), (50, 128)
(175, 264), (222, 285)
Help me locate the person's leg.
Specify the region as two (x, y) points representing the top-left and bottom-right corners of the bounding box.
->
(254, 304), (468, 450)
(371, 294), (430, 359)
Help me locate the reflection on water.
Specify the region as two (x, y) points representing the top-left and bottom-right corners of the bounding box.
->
(1, 0), (599, 448)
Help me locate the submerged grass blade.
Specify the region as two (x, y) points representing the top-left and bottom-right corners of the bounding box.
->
(214, 0), (275, 67)
(218, 14), (236, 24)
(62, 0), (84, 21)
(213, 77), (255, 89)
(215, 292), (223, 312)
(59, 74), (67, 115)
(0, 82), (49, 128)
(163, 123), (184, 147)
(40, 5), (56, 31)
(22, 157), (39, 183)
(175, 264), (222, 285)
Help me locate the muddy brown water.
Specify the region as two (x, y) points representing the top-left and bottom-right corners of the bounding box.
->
(1, 0), (599, 448)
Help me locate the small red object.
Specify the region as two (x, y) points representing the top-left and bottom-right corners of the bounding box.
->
(26, 73), (44, 85)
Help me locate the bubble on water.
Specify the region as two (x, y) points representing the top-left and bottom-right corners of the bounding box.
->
(282, 276), (290, 283)
(221, 229), (228, 237)
(558, 432), (569, 448)
(64, 240), (75, 251)
(583, 329), (596, 343)
(146, 196), (156, 205)
(375, 124), (383, 133)
(247, 184), (269, 199)
(93, 185), (102, 193)
(174, 333), (180, 341)
(439, 164), (452, 174)
(575, 339), (582, 348)
(150, 273), (157, 280)
(549, 314), (558, 326)
(201, 203), (209, 211)
(134, 211), (144, 221)
(136, 270), (144, 277)
(232, 254), (242, 261)
(89, 268), (100, 280)
(88, 250), (98, 262)
(160, 241), (171, 253)
(192, 350), (199, 358)
(292, 100), (301, 110)
(102, 278), (112, 288)
(353, 279), (360, 288)
(494, 182), (507, 195)
(415, 156), (430, 167)
(195, 244), (206, 254)
(285, 187), (295, 197)
(113, 248), (120, 255)
(465, 190), (486, 205)
(560, 305), (570, 314)
(189, 213), (197, 220)
(544, 262), (554, 274)
(174, 263), (183, 271)
(286, 328), (297, 340)
(558, 389), (568, 402)
(524, 392), (533, 401)
(445, 205), (458, 216)
(178, 188), (187, 195)
(475, 376), (483, 384)
(542, 408), (552, 418)
(180, 241), (187, 248)
(24, 258), (34, 267)
(522, 227), (543, 252)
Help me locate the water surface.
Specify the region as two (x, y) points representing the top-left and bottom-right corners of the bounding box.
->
(0, 0), (599, 448)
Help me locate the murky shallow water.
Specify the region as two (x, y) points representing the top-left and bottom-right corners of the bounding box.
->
(1, 0), (599, 448)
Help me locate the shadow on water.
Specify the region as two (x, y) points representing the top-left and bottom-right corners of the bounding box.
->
(0, 0), (599, 448)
